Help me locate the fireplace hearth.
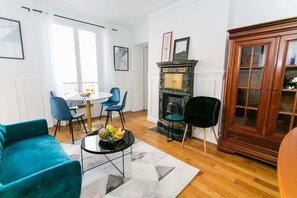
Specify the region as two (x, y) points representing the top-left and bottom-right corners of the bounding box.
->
(156, 60), (198, 141)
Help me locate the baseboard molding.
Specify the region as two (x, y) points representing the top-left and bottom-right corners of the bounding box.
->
(147, 116), (158, 123)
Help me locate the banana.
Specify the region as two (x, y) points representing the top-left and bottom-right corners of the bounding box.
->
(116, 129), (125, 136)
(113, 134), (121, 139)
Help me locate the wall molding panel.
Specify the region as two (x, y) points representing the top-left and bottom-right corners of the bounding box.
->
(0, 72), (46, 124)
(147, 72), (159, 123)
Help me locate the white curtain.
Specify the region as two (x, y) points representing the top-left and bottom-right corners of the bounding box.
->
(101, 27), (115, 92)
(31, 11), (56, 125)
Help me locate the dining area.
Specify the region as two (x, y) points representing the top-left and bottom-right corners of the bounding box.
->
(49, 87), (128, 144)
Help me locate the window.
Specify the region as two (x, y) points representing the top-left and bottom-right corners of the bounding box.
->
(52, 22), (99, 98)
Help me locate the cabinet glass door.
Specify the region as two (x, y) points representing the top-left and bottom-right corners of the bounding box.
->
(268, 36), (297, 136)
(231, 38), (276, 135)
(235, 46), (265, 128)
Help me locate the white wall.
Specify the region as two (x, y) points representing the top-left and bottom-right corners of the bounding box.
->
(129, 22), (149, 112)
(113, 28), (132, 114)
(229, 0), (297, 29)
(146, 0), (230, 143)
(0, 1), (48, 124)
(144, 0), (297, 143)
(0, 0), (132, 126)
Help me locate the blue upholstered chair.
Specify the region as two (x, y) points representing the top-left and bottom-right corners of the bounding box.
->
(50, 91), (81, 128)
(105, 91), (128, 129)
(50, 96), (87, 144)
(50, 91), (79, 113)
(99, 87), (120, 119)
(181, 96), (221, 156)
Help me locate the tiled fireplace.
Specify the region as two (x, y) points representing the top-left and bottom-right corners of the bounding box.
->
(157, 60), (198, 141)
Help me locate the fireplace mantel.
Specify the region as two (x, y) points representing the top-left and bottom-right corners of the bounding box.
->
(157, 59), (198, 140)
(157, 60), (198, 68)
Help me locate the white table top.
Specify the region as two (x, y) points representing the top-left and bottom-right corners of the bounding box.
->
(67, 92), (112, 105)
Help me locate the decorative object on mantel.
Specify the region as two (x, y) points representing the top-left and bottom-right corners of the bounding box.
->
(113, 46), (129, 71)
(0, 17), (24, 59)
(173, 37), (190, 61)
(160, 31), (172, 62)
(61, 138), (199, 197)
(157, 60), (198, 141)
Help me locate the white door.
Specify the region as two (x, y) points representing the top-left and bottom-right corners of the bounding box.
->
(143, 46), (148, 110)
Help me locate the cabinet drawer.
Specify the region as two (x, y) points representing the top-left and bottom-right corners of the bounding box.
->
(227, 130), (280, 151)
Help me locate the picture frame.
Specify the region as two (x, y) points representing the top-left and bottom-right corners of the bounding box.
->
(114, 46), (129, 71)
(161, 31), (172, 62)
(0, 17), (24, 59)
(173, 37), (190, 61)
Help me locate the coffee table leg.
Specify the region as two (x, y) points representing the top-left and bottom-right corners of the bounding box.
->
(122, 150), (125, 177)
(81, 148), (84, 175)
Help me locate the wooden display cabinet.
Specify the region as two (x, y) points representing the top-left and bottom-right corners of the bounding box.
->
(218, 17), (297, 164)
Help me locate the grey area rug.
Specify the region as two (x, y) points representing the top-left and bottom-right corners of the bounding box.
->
(61, 138), (199, 198)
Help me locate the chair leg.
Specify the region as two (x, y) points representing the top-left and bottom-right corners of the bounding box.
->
(81, 117), (88, 134)
(54, 120), (60, 137)
(119, 111), (125, 129)
(58, 120), (61, 131)
(167, 121), (174, 142)
(203, 128), (207, 156)
(99, 106), (103, 120)
(70, 120), (74, 144)
(105, 111), (110, 128)
(121, 110), (125, 123)
(181, 124), (188, 147)
(74, 110), (81, 127)
(76, 118), (81, 127)
(211, 126), (218, 143)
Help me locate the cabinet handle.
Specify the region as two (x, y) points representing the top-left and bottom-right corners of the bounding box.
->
(273, 88), (279, 92)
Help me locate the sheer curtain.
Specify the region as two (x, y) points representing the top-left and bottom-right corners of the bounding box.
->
(32, 11), (56, 125)
(101, 27), (115, 92)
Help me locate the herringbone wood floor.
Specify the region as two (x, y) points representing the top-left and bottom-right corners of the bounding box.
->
(49, 110), (280, 198)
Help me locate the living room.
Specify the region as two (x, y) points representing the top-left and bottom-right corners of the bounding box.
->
(1, 0), (296, 197)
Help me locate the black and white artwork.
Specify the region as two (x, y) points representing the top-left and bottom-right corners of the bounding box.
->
(0, 17), (24, 59)
(173, 37), (190, 61)
(114, 46), (129, 71)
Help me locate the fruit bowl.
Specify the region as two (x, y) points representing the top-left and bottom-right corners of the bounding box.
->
(100, 135), (124, 143)
(98, 124), (125, 144)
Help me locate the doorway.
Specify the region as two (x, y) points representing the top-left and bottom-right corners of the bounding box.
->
(143, 46), (148, 110)
(132, 43), (148, 112)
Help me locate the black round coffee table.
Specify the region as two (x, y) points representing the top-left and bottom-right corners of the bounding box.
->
(80, 130), (135, 177)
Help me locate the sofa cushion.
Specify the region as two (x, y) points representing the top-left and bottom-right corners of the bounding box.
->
(0, 135), (70, 185)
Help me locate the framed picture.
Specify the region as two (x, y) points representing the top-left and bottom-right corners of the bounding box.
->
(114, 46), (129, 71)
(161, 31), (172, 62)
(173, 37), (190, 61)
(0, 17), (24, 59)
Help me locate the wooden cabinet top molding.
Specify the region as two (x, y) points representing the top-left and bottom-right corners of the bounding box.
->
(228, 16), (297, 39)
(157, 60), (198, 68)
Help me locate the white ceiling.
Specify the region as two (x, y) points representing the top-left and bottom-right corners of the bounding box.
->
(28, 0), (187, 27)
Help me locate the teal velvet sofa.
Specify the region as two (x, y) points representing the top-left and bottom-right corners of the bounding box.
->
(0, 119), (82, 198)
